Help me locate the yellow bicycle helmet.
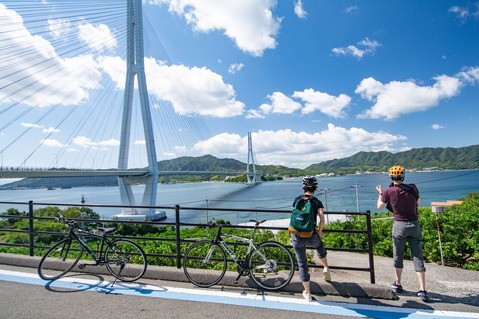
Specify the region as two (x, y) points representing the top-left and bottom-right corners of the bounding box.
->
(389, 165), (405, 179)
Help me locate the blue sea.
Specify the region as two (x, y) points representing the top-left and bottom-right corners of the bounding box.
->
(1, 170), (478, 224)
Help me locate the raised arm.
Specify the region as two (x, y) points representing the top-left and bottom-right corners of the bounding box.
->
(376, 185), (386, 210)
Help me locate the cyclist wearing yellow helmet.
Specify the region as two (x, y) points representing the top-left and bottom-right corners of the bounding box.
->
(375, 166), (429, 302)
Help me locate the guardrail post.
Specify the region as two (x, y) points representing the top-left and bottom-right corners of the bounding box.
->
(175, 204), (181, 269)
(28, 200), (34, 256)
(365, 210), (375, 284)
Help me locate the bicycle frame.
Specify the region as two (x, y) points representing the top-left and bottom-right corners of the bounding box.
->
(63, 224), (114, 267)
(210, 224), (266, 272)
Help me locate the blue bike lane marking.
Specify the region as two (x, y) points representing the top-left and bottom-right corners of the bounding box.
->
(1, 269), (477, 319)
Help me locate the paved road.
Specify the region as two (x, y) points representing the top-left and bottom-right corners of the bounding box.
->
(1, 252), (478, 319)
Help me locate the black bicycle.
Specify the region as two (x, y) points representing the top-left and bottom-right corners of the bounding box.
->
(183, 220), (294, 291)
(38, 213), (147, 284)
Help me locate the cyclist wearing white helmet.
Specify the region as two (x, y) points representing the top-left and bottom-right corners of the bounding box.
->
(291, 175), (331, 302)
(376, 166), (428, 302)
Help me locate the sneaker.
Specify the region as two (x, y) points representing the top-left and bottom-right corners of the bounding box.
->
(302, 290), (312, 302)
(323, 269), (331, 282)
(417, 290), (429, 302)
(391, 282), (403, 293)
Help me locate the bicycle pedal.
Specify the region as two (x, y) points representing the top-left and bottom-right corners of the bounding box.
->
(233, 280), (239, 285)
(78, 264), (86, 269)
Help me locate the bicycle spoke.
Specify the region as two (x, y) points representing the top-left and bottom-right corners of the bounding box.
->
(105, 239), (147, 282)
(38, 238), (83, 280)
(248, 241), (294, 290)
(183, 240), (226, 288)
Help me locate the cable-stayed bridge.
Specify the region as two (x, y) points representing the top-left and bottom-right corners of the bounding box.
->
(0, 168), (253, 179)
(0, 1), (261, 220)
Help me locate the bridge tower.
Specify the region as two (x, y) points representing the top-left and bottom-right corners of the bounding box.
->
(246, 132), (260, 184)
(116, 0), (161, 220)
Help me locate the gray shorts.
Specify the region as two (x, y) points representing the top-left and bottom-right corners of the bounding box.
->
(392, 220), (426, 272)
(290, 232), (327, 282)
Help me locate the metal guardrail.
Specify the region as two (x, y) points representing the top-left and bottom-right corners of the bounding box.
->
(0, 200), (376, 283)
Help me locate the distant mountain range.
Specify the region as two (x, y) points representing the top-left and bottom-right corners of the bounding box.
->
(306, 144), (479, 174)
(1, 145), (478, 189)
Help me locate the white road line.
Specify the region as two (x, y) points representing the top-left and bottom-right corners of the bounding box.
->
(0, 269), (477, 319)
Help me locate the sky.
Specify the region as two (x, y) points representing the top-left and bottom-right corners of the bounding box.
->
(0, 0), (479, 171)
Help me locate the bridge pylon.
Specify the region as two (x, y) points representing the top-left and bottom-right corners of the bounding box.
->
(116, 0), (163, 221)
(246, 132), (261, 184)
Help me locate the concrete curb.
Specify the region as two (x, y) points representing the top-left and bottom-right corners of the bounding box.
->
(0, 252), (396, 300)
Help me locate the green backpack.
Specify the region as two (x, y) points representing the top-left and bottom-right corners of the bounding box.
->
(288, 196), (316, 237)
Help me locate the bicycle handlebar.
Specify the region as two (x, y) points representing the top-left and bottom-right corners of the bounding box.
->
(55, 212), (80, 229)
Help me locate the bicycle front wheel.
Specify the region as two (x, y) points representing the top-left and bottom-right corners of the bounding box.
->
(183, 240), (226, 288)
(105, 239), (147, 282)
(248, 241), (295, 290)
(38, 238), (84, 280)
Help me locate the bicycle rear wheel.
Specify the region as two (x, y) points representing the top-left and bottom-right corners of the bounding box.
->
(38, 238), (84, 280)
(105, 239), (147, 282)
(248, 241), (294, 290)
(183, 240), (226, 288)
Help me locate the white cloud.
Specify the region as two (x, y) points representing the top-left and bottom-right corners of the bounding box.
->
(73, 136), (119, 150)
(245, 109), (266, 119)
(228, 63), (244, 74)
(78, 23), (117, 52)
(332, 37), (381, 59)
(249, 89), (351, 119)
(147, 0), (281, 57)
(294, 0), (307, 18)
(43, 127), (59, 133)
(431, 124), (444, 130)
(449, 4), (479, 20)
(20, 123), (60, 133)
(260, 92), (302, 115)
(344, 6), (358, 13)
(0, 5), (103, 108)
(99, 57), (246, 118)
(21, 123), (43, 129)
(193, 125), (406, 168)
(449, 6), (469, 19)
(456, 66), (479, 84)
(293, 89), (351, 118)
(48, 18), (72, 38)
(41, 138), (66, 148)
(194, 132), (246, 155)
(356, 74), (462, 120)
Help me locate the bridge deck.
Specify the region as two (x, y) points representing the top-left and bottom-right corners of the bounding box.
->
(0, 169), (249, 178)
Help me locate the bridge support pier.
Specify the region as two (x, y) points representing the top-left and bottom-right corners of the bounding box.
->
(115, 0), (163, 221)
(246, 132), (261, 184)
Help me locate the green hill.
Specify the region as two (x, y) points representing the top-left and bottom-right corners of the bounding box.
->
(307, 145), (479, 174)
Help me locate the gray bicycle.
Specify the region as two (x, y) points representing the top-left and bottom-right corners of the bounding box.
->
(183, 220), (294, 290)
